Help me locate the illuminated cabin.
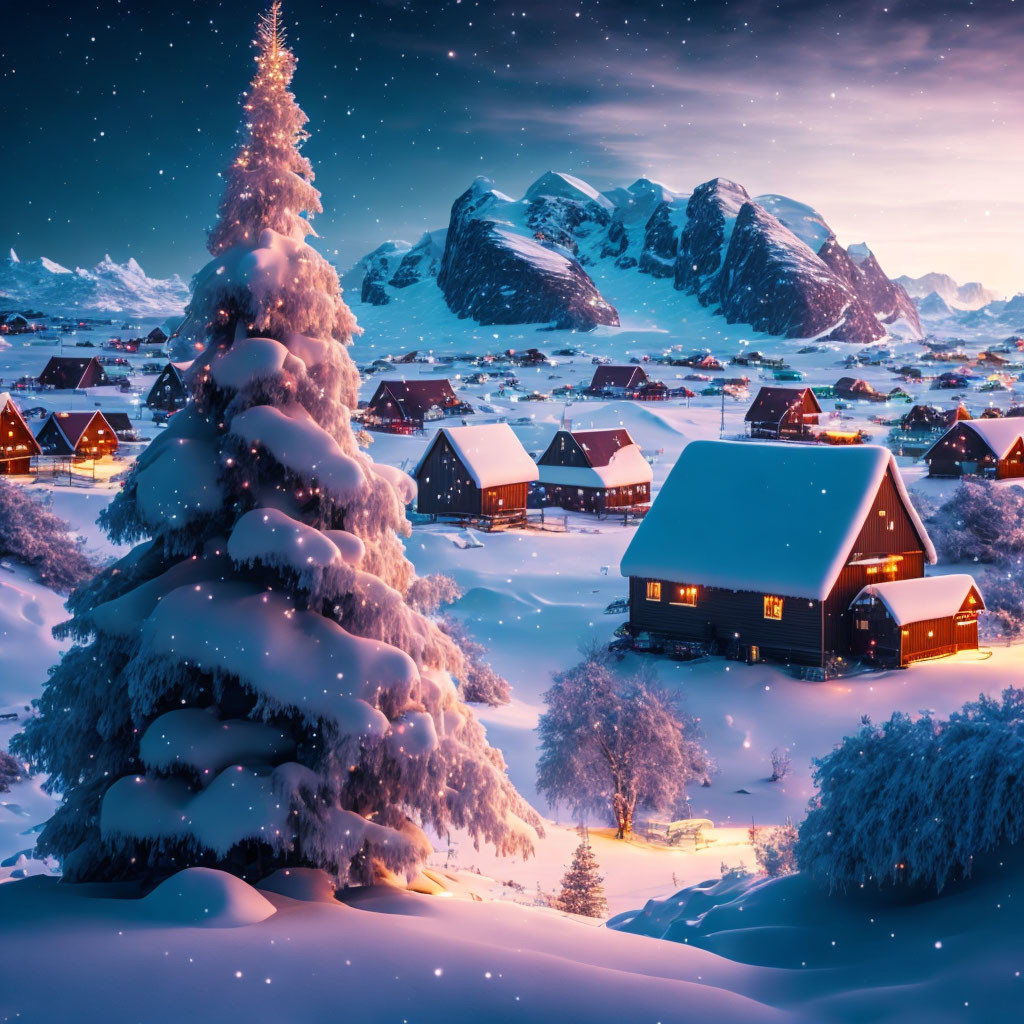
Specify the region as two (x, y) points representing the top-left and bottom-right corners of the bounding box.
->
(621, 440), (937, 668)
(744, 386), (822, 440)
(37, 356), (108, 390)
(145, 362), (189, 412)
(36, 411), (119, 460)
(924, 419), (1024, 479)
(363, 379), (472, 434)
(0, 392), (42, 473)
(849, 575), (984, 668)
(414, 423), (539, 525)
(534, 428), (652, 513)
(901, 403), (970, 434)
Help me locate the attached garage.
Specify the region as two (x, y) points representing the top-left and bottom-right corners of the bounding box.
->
(849, 574), (984, 667)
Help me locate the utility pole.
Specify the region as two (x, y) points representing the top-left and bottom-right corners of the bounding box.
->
(719, 384), (726, 439)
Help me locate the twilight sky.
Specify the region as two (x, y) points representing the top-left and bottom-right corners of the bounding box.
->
(3, 0), (1022, 294)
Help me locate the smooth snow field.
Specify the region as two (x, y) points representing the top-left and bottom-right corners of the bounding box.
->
(2, 276), (1023, 1021)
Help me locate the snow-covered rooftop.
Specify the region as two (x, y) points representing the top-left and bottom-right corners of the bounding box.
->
(850, 574), (983, 625)
(417, 424), (539, 489)
(537, 441), (652, 489)
(621, 440), (936, 600)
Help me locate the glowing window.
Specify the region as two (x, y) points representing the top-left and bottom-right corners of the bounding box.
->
(646, 581), (662, 601)
(671, 585), (698, 607)
(763, 595), (783, 620)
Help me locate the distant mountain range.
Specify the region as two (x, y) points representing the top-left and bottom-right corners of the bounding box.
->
(345, 171), (926, 344)
(0, 249), (188, 317)
(894, 272), (1000, 311)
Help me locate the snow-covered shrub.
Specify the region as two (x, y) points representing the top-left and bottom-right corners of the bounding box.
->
(439, 615), (511, 706)
(536, 650), (712, 837)
(554, 839), (608, 918)
(930, 480), (1024, 564)
(798, 689), (1024, 893)
(769, 747), (791, 782)
(13, 3), (539, 889)
(979, 562), (1024, 641)
(406, 573), (462, 615)
(0, 750), (24, 792)
(750, 823), (797, 877)
(0, 479), (94, 591)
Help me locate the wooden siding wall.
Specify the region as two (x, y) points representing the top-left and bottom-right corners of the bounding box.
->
(629, 577), (826, 664)
(539, 481), (650, 512)
(852, 604), (979, 665)
(77, 418), (118, 458)
(999, 439), (1024, 479)
(416, 435), (529, 516)
(927, 424), (997, 476)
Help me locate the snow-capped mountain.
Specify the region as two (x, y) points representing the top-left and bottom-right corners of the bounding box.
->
(0, 249), (189, 316)
(347, 172), (922, 343)
(895, 272), (1000, 311)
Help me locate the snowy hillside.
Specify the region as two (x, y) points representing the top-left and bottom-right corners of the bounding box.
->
(345, 171), (923, 344)
(0, 249), (188, 316)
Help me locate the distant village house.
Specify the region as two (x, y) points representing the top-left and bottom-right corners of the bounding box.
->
(744, 386), (822, 440)
(145, 363), (189, 412)
(925, 419), (1024, 479)
(36, 411), (119, 460)
(364, 379), (472, 434)
(37, 356), (109, 391)
(534, 428), (653, 513)
(587, 365), (649, 397)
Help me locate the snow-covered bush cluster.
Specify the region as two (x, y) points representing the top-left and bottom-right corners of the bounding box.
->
(439, 615), (511, 706)
(0, 478), (94, 591)
(798, 689), (1024, 893)
(536, 649), (712, 837)
(0, 750), (24, 793)
(13, 3), (539, 889)
(929, 481), (1024, 638)
(750, 823), (798, 877)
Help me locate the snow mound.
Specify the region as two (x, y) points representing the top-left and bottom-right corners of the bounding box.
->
(140, 867), (277, 927)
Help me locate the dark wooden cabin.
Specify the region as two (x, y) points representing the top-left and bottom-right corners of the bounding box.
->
(0, 392), (42, 473)
(924, 419), (1024, 479)
(102, 412), (138, 442)
(534, 428), (652, 513)
(621, 440), (938, 669)
(588, 365), (649, 396)
(36, 411), (119, 460)
(834, 376), (886, 402)
(146, 363), (188, 412)
(145, 327), (169, 345)
(901, 403), (970, 433)
(849, 575), (984, 667)
(37, 356), (108, 390)
(744, 386), (822, 440)
(414, 423), (538, 525)
(364, 379), (471, 434)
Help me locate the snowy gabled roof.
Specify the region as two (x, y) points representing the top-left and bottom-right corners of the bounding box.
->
(925, 418), (1024, 461)
(537, 429), (652, 489)
(415, 423), (539, 489)
(620, 440), (936, 600)
(850, 574), (984, 625)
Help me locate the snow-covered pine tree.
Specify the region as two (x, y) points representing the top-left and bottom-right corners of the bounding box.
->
(554, 837), (607, 918)
(13, 1), (539, 888)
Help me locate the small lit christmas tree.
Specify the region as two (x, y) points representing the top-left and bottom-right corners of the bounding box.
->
(554, 836), (608, 918)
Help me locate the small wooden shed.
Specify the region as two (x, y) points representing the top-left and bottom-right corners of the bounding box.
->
(414, 423), (538, 525)
(534, 428), (653, 513)
(0, 392), (42, 473)
(744, 386), (822, 440)
(36, 411), (119, 460)
(925, 419), (1024, 479)
(849, 575), (984, 667)
(37, 356), (109, 390)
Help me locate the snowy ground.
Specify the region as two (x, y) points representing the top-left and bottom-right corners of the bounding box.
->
(1, 278), (1023, 1019)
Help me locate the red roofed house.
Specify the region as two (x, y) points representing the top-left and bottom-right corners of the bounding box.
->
(588, 365), (649, 397)
(535, 428), (653, 513)
(36, 411), (119, 460)
(744, 386), (822, 440)
(0, 392), (42, 474)
(364, 379), (472, 434)
(414, 423), (538, 526)
(925, 418), (1024, 479)
(37, 356), (109, 390)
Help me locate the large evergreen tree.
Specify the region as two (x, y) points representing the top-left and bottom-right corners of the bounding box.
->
(14, 1), (539, 887)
